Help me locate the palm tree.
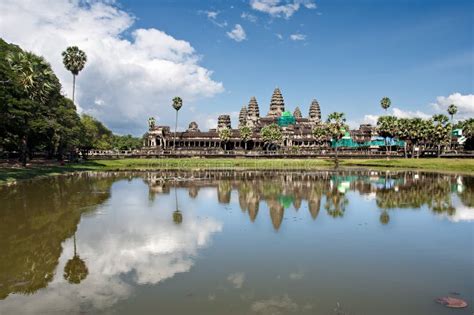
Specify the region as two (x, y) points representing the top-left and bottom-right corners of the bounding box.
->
(377, 116), (398, 159)
(432, 114), (451, 157)
(64, 233), (88, 284)
(380, 97), (391, 113)
(447, 104), (457, 122)
(379, 211), (390, 225)
(327, 112), (347, 167)
(7, 51), (60, 165)
(239, 125), (252, 150)
(260, 123), (283, 151)
(62, 46), (87, 104)
(172, 97), (183, 150)
(219, 127), (231, 150)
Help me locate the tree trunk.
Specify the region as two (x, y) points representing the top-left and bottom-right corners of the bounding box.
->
(174, 110), (178, 150)
(334, 146), (339, 168)
(20, 135), (27, 167)
(72, 74), (76, 104)
(437, 144), (441, 158)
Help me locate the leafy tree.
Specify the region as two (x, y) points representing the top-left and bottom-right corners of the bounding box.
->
(312, 123), (328, 146)
(432, 114), (451, 156)
(380, 97), (391, 112)
(172, 96), (183, 149)
(239, 125), (252, 150)
(260, 123), (282, 150)
(62, 46), (87, 104)
(377, 115), (398, 158)
(219, 127), (231, 150)
(326, 112), (347, 165)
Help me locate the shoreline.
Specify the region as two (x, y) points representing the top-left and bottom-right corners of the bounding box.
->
(1, 158), (473, 185)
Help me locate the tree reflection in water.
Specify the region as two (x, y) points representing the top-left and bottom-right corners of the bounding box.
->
(0, 170), (471, 303)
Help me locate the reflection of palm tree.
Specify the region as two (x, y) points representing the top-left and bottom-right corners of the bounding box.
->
(173, 186), (183, 224)
(64, 233), (88, 284)
(379, 211), (390, 225)
(325, 189), (348, 218)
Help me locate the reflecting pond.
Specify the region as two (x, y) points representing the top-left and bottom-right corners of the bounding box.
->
(0, 170), (473, 314)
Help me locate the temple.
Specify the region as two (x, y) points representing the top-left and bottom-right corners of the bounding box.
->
(144, 88), (373, 151)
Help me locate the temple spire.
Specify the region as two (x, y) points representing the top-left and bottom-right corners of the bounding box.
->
(309, 99), (321, 123)
(267, 87), (285, 117)
(293, 106), (302, 119)
(239, 105), (248, 128)
(247, 96), (260, 128)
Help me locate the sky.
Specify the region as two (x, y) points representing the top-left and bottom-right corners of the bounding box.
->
(0, 0), (473, 135)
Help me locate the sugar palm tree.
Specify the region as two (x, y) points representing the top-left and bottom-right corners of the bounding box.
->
(327, 112), (347, 167)
(377, 116), (398, 159)
(172, 97), (183, 150)
(219, 127), (231, 150)
(447, 104), (457, 122)
(380, 97), (391, 113)
(239, 125), (252, 150)
(62, 46), (87, 104)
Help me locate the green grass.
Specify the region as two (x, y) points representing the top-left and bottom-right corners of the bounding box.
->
(1, 158), (473, 185)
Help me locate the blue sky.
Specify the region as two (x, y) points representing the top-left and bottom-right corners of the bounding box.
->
(123, 0), (472, 123)
(1, 0), (472, 134)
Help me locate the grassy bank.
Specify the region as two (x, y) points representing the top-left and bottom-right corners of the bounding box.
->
(1, 158), (473, 185)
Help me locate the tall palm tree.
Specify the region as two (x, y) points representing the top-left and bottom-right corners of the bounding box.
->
(447, 104), (457, 122)
(327, 112), (347, 167)
(380, 97), (391, 113)
(62, 46), (87, 104)
(239, 125), (252, 150)
(172, 96), (183, 150)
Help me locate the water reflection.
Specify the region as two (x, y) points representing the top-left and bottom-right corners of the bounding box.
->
(0, 170), (472, 314)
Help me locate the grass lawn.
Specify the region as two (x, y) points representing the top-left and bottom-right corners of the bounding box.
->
(1, 158), (473, 185)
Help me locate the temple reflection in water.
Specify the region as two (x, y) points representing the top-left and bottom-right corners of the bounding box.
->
(0, 170), (472, 311)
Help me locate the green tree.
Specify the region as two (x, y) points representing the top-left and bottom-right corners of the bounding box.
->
(432, 114), (451, 156)
(326, 112), (347, 166)
(219, 127), (231, 150)
(447, 104), (457, 122)
(62, 46), (87, 104)
(377, 115), (398, 158)
(380, 97), (391, 112)
(239, 125), (252, 150)
(172, 96), (183, 150)
(312, 123), (328, 146)
(260, 123), (283, 150)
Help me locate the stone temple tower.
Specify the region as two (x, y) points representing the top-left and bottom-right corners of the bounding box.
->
(267, 87), (285, 117)
(309, 99), (321, 123)
(247, 96), (260, 128)
(293, 106), (302, 119)
(239, 105), (248, 128)
(217, 114), (231, 131)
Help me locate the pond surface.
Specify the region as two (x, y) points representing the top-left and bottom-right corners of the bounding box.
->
(0, 170), (473, 315)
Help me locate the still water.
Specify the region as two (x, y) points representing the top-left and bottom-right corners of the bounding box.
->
(0, 170), (473, 315)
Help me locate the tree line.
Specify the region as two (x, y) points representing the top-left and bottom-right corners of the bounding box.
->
(0, 39), (141, 164)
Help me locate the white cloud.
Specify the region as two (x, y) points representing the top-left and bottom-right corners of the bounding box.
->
(363, 114), (379, 125)
(199, 10), (228, 28)
(241, 12), (258, 23)
(0, 0), (224, 135)
(227, 272), (246, 289)
(0, 178), (223, 314)
(250, 0), (316, 19)
(431, 93), (474, 120)
(251, 295), (299, 314)
(290, 33), (306, 41)
(227, 24), (247, 42)
(275, 33), (283, 40)
(392, 107), (431, 119)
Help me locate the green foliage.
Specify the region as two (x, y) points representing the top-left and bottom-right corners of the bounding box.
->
(447, 104), (457, 118)
(62, 46), (87, 76)
(219, 127), (231, 142)
(377, 116), (398, 139)
(172, 96), (183, 111)
(312, 123), (328, 144)
(380, 97), (391, 111)
(239, 125), (252, 141)
(261, 123), (282, 144)
(326, 112), (347, 141)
